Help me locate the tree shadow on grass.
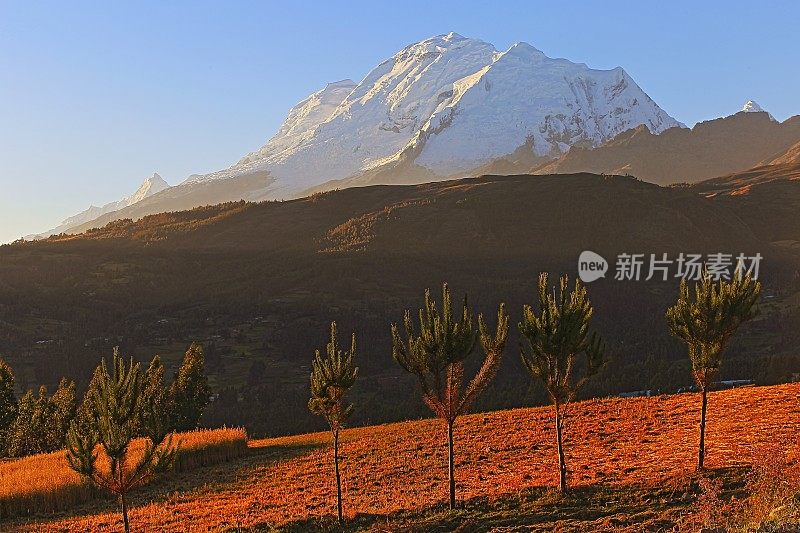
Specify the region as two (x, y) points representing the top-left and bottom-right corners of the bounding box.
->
(146, 441), (328, 496)
(268, 467), (749, 533)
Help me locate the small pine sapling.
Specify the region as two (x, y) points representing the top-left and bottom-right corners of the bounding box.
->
(309, 322), (358, 523)
(392, 283), (508, 509)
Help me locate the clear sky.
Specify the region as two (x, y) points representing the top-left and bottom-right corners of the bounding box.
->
(1, 1), (799, 243)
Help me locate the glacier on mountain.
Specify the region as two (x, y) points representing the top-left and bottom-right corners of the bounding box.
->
(192, 32), (682, 190)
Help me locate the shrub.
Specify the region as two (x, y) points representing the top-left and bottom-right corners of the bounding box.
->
(683, 441), (800, 532)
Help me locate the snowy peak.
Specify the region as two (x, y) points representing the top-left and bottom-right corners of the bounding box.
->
(503, 41), (547, 60)
(205, 32), (681, 190)
(207, 33), (499, 185)
(238, 80), (357, 166)
(411, 40), (683, 174)
(742, 100), (765, 113)
(30, 172), (170, 239)
(128, 173), (170, 205)
(391, 31), (474, 60)
(740, 99), (775, 121)
(84, 171), (169, 219)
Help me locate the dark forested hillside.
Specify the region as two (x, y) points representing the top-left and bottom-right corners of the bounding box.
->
(692, 162), (800, 244)
(1, 173), (799, 436)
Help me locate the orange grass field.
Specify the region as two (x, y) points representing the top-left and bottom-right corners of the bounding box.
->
(3, 384), (800, 531)
(0, 427), (247, 520)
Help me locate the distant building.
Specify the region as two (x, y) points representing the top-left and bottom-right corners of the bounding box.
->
(715, 379), (755, 389)
(618, 390), (654, 398)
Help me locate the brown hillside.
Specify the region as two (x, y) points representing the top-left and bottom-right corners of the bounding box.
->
(44, 173), (762, 253)
(692, 162), (800, 244)
(43, 114), (800, 235)
(1, 173), (799, 438)
(8, 383), (800, 532)
(762, 140), (800, 166)
(535, 112), (800, 185)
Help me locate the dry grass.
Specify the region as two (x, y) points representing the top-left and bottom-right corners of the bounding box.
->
(678, 440), (800, 532)
(173, 427), (249, 472)
(5, 384), (800, 532)
(0, 427), (247, 520)
(0, 451), (92, 519)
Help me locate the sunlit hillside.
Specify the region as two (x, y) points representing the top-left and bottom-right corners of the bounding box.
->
(5, 383), (799, 532)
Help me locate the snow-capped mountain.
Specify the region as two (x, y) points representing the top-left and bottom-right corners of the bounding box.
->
(740, 99), (775, 121)
(196, 32), (681, 191)
(35, 33), (683, 237)
(125, 173), (171, 205)
(236, 79), (358, 167)
(33, 173), (170, 238)
(742, 100), (766, 113)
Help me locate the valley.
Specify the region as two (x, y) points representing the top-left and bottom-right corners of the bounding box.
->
(4, 18), (800, 531)
(2, 172), (799, 437)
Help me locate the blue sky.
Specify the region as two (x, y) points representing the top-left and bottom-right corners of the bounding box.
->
(1, 1), (799, 243)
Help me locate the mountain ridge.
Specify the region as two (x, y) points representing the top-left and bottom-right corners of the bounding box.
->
(32, 33), (680, 238)
(29, 173), (170, 239)
(534, 111), (800, 185)
(210, 32), (680, 188)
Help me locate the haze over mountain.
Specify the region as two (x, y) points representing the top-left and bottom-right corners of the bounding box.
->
(29, 173), (170, 239)
(33, 32), (681, 238)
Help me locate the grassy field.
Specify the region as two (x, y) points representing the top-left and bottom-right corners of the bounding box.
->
(0, 427), (247, 520)
(3, 383), (798, 532)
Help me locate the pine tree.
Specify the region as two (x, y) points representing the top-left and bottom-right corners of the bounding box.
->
(518, 273), (606, 492)
(66, 348), (176, 533)
(45, 378), (77, 451)
(7, 388), (43, 457)
(140, 355), (172, 441)
(392, 283), (508, 510)
(666, 268), (760, 470)
(73, 364), (104, 437)
(170, 343), (211, 431)
(0, 358), (17, 456)
(11, 386), (56, 456)
(1, 376), (76, 456)
(308, 322), (358, 523)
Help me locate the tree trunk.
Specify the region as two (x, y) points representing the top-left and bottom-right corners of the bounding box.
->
(698, 388), (708, 471)
(447, 419), (456, 510)
(333, 429), (343, 523)
(555, 402), (567, 492)
(121, 492), (130, 533)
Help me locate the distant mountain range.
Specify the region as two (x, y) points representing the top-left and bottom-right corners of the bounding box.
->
(534, 109), (800, 185)
(29, 33), (799, 239)
(31, 173), (169, 239)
